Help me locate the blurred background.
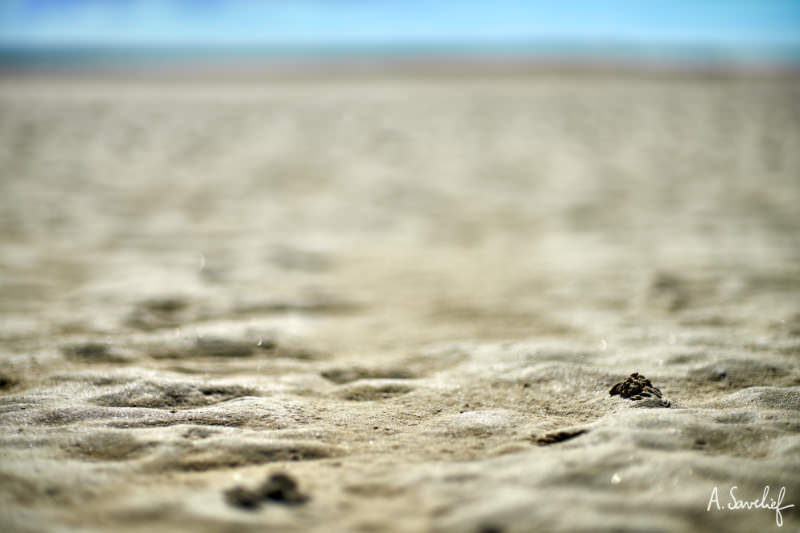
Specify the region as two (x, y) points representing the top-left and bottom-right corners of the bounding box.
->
(0, 1), (799, 342)
(1, 0), (800, 73)
(0, 1), (798, 342)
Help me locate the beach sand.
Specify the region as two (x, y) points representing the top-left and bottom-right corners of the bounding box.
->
(1, 72), (799, 532)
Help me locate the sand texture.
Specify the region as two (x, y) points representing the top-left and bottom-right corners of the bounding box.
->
(1, 74), (799, 532)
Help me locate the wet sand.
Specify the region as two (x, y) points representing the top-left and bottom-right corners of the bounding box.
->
(1, 72), (799, 532)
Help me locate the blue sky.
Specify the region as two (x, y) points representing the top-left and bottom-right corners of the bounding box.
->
(1, 0), (799, 49)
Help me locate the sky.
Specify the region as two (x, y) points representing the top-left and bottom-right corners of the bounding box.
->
(1, 1), (799, 54)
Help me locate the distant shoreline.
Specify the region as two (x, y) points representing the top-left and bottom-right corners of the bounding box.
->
(1, 41), (799, 80)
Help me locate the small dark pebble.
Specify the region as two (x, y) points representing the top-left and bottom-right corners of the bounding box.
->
(0, 375), (17, 390)
(224, 486), (262, 510)
(224, 473), (308, 510)
(534, 429), (588, 446)
(258, 473), (308, 504)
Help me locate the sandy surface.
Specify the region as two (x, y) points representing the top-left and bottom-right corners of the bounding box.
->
(1, 73), (799, 532)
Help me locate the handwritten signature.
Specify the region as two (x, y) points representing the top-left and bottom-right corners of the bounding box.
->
(707, 486), (795, 527)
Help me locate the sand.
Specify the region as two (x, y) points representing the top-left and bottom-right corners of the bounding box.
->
(1, 72), (799, 532)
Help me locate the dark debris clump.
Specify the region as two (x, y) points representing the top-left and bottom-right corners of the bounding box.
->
(609, 372), (669, 406)
(224, 473), (308, 510)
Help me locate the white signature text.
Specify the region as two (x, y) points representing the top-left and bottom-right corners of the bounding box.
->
(707, 485), (794, 527)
